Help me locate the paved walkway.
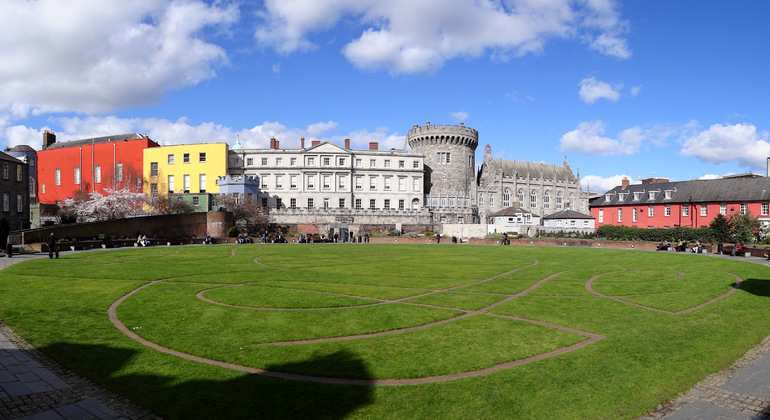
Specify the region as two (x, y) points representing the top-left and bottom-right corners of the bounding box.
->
(0, 252), (156, 420)
(3, 248), (770, 418)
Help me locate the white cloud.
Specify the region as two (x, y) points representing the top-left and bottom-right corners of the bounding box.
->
(3, 115), (405, 152)
(578, 77), (621, 103)
(0, 0), (238, 116)
(272, 64), (281, 73)
(306, 121), (339, 137)
(559, 121), (621, 155)
(581, 174), (635, 194)
(680, 123), (770, 170)
(451, 111), (469, 121)
(630, 85), (641, 97)
(559, 121), (681, 156)
(255, 0), (630, 74)
(699, 174), (721, 180)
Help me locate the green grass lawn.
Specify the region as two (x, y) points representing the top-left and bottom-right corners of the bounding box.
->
(1, 244), (770, 419)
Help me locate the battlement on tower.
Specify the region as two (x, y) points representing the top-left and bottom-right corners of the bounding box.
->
(407, 121), (479, 150)
(407, 121), (479, 138)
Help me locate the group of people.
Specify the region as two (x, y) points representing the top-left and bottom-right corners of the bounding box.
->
(501, 232), (511, 245)
(237, 233), (253, 244)
(136, 235), (150, 246)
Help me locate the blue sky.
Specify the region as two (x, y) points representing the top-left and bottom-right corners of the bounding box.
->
(2, 0), (769, 193)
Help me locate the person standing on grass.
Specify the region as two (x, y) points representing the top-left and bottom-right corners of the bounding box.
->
(46, 232), (57, 259)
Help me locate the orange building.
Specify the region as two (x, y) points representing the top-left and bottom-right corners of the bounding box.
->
(37, 131), (159, 205)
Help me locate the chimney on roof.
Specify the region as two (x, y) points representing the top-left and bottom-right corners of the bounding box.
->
(43, 130), (56, 149)
(311, 140), (320, 147)
(344, 137), (350, 149)
(300, 137), (305, 149)
(369, 141), (378, 150)
(270, 137), (276, 149)
(275, 139), (279, 149)
(621, 177), (630, 189)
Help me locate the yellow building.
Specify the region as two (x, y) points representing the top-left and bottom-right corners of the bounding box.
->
(143, 143), (229, 197)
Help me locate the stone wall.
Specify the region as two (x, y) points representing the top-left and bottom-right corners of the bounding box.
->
(15, 211), (233, 244)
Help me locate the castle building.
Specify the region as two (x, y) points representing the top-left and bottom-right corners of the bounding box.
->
(476, 145), (588, 222)
(407, 122), (478, 224)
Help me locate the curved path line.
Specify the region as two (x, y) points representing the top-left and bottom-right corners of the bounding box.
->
(108, 280), (603, 386)
(195, 285), (387, 311)
(108, 254), (605, 385)
(585, 271), (742, 315)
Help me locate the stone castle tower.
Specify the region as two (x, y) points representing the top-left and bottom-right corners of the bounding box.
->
(407, 121), (479, 223)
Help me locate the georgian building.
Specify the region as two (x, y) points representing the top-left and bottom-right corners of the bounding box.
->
(37, 131), (158, 205)
(228, 137), (431, 232)
(0, 151), (30, 230)
(589, 175), (770, 230)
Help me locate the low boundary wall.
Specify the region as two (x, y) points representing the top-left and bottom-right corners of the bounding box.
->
(11, 211), (233, 245)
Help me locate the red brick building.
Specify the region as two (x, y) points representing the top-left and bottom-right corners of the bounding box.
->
(590, 175), (770, 230)
(37, 131), (159, 205)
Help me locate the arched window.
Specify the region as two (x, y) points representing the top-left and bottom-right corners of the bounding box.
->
(556, 192), (563, 209)
(478, 193), (484, 206)
(568, 193), (575, 210)
(503, 188), (510, 207)
(517, 188), (524, 204)
(530, 190), (537, 208)
(412, 198), (420, 210)
(543, 191), (550, 209)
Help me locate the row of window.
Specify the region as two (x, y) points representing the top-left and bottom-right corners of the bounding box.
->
(259, 174), (421, 192)
(246, 156), (421, 170)
(167, 153), (206, 165)
(265, 197), (420, 211)
(1, 193), (24, 213)
(480, 189), (578, 210)
(52, 164), (125, 187)
(1, 162), (23, 182)
(598, 202), (758, 223)
(149, 174), (208, 196)
(610, 189), (676, 202)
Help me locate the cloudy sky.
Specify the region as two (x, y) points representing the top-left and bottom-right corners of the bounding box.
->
(2, 0), (769, 193)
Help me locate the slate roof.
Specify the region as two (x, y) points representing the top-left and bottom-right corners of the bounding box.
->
(0, 151), (24, 164)
(43, 133), (150, 150)
(4, 145), (35, 153)
(542, 209), (594, 219)
(590, 177), (770, 207)
(489, 207), (533, 217)
(484, 158), (576, 181)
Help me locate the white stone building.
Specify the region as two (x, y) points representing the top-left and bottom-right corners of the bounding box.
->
(228, 137), (432, 235)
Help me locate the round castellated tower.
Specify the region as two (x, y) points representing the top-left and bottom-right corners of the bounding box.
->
(407, 121), (478, 198)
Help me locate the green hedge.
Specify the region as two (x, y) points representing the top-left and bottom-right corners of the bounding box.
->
(596, 225), (718, 243)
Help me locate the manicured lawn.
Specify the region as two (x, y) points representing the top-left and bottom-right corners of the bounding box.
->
(1, 244), (770, 419)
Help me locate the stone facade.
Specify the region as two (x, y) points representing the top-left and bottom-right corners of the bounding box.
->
(229, 139), (428, 228)
(222, 122), (587, 233)
(476, 144), (588, 222)
(407, 122), (479, 224)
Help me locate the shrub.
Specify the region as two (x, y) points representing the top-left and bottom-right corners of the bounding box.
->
(227, 226), (239, 237)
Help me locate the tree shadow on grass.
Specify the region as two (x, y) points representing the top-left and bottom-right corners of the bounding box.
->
(736, 278), (770, 298)
(40, 343), (374, 420)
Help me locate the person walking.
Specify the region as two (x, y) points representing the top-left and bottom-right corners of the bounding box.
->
(46, 232), (58, 259)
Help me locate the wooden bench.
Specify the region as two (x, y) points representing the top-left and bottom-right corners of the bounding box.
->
(722, 245), (745, 256)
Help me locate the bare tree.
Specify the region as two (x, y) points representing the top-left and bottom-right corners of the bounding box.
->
(147, 193), (194, 215)
(217, 194), (269, 234)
